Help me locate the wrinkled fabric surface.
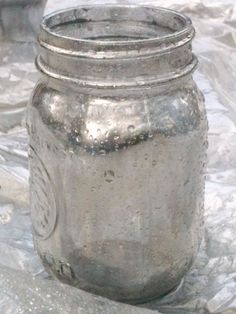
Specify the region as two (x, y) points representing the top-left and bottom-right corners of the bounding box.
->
(0, 0), (236, 313)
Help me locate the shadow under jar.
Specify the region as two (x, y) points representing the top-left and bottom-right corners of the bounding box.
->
(27, 5), (208, 304)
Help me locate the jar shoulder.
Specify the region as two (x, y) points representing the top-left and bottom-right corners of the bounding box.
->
(28, 79), (207, 152)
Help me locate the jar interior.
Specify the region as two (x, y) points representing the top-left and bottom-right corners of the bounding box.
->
(48, 6), (187, 42)
(52, 20), (173, 42)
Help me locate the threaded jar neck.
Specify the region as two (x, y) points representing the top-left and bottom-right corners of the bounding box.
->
(37, 5), (197, 89)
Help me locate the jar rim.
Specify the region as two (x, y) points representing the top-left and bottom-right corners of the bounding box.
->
(39, 5), (194, 59)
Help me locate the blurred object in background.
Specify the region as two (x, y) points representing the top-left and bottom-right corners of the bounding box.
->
(0, 0), (46, 133)
(0, 0), (47, 42)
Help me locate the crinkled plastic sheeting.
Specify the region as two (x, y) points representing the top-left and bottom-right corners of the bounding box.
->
(0, 0), (236, 313)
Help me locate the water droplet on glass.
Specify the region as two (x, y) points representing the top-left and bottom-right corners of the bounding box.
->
(128, 125), (135, 133)
(76, 136), (81, 143)
(104, 170), (115, 183)
(99, 149), (106, 155)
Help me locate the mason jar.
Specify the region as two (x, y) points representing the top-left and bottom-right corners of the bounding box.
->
(27, 5), (208, 304)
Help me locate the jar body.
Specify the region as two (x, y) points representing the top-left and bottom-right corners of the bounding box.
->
(28, 76), (207, 303)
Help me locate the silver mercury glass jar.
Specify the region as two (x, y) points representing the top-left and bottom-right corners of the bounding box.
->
(27, 5), (208, 304)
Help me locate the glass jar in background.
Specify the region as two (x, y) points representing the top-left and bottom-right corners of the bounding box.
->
(0, 0), (47, 42)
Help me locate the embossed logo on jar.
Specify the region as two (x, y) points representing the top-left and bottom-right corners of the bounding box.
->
(29, 146), (57, 239)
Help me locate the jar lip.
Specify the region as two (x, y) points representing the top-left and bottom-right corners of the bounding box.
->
(39, 5), (194, 59)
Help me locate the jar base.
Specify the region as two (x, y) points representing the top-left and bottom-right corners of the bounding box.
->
(39, 250), (187, 305)
(137, 278), (184, 306)
(120, 278), (184, 305)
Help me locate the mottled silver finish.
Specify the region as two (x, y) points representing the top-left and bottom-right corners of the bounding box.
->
(27, 5), (208, 304)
